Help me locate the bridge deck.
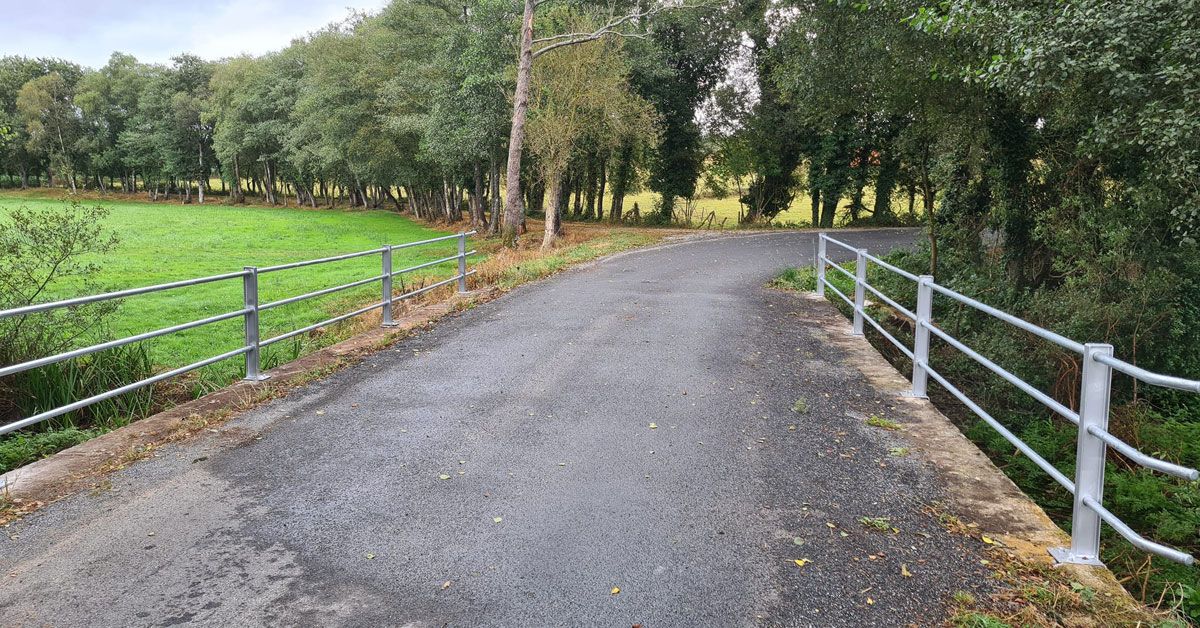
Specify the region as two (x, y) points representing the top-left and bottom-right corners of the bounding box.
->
(0, 230), (1009, 626)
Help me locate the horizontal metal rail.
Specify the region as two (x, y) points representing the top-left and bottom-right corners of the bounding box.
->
(1094, 353), (1200, 393)
(813, 232), (1199, 566)
(863, 251), (920, 282)
(863, 308), (915, 360)
(259, 274), (385, 311)
(821, 234), (859, 253)
(393, 251), (475, 276)
(0, 308), (252, 379)
(0, 270), (249, 320)
(1082, 496), (1194, 565)
(390, 232), (473, 251)
(820, 256), (856, 282)
(0, 231), (478, 438)
(1085, 424), (1199, 480)
(921, 320), (1079, 424)
(391, 272), (475, 302)
(0, 346), (253, 436)
(923, 362), (1076, 492)
(260, 300), (386, 347)
(258, 247), (385, 274)
(927, 282), (1085, 354)
(861, 280), (916, 321)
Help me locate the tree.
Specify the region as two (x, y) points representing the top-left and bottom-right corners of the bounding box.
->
(499, 0), (694, 246)
(525, 23), (658, 248)
(17, 72), (81, 192)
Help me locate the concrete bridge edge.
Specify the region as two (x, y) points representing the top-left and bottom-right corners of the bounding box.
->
(790, 290), (1143, 614)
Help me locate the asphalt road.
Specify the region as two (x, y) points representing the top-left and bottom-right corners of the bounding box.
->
(1, 229), (994, 627)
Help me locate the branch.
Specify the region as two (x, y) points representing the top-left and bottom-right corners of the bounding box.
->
(530, 2), (697, 58)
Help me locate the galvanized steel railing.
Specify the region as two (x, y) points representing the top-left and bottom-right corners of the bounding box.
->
(815, 232), (1199, 567)
(0, 232), (478, 437)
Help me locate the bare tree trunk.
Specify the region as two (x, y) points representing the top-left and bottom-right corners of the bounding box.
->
(542, 174), (563, 250)
(489, 155), (502, 235)
(471, 162), (487, 228)
(596, 155), (606, 221)
(501, 0), (536, 246)
(231, 155), (244, 203)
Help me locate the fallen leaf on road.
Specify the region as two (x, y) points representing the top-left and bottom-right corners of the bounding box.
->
(611, 587), (621, 595)
(866, 597), (875, 605)
(793, 558), (811, 567)
(366, 553), (376, 560)
(793, 537), (805, 546)
(315, 410), (325, 416)
(441, 581), (452, 590)
(648, 423), (658, 429)
(493, 517), (503, 523)
(981, 535), (996, 545)
(438, 474), (451, 480)
(901, 564), (912, 578)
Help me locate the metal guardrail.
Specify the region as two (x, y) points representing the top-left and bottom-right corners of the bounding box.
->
(815, 233), (1199, 567)
(0, 232), (478, 437)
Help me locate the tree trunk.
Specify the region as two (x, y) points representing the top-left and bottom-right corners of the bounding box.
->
(596, 156), (607, 221)
(231, 155), (244, 203)
(501, 0), (536, 246)
(584, 156), (598, 220)
(488, 154), (502, 235)
(820, 191), (838, 228)
(873, 149), (900, 221)
(542, 174), (563, 250)
(809, 168), (821, 227)
(471, 162), (487, 228)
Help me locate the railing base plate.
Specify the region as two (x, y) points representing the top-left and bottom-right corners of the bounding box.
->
(1048, 547), (1104, 567)
(242, 374), (271, 383)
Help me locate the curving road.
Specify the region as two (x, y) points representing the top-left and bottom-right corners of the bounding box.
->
(0, 229), (994, 627)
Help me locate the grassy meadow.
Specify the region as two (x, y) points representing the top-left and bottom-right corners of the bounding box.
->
(0, 192), (460, 371)
(602, 186), (922, 227)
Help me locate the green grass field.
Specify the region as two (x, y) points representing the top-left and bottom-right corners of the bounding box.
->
(0, 193), (458, 370)
(605, 187), (920, 227)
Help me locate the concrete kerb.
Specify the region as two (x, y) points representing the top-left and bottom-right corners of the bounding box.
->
(789, 290), (1141, 610)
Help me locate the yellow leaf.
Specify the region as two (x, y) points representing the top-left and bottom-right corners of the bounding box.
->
(866, 597), (875, 605)
(981, 535), (996, 545)
(441, 580), (452, 590)
(493, 517), (503, 524)
(366, 553), (375, 560)
(793, 558), (812, 567)
(649, 423), (658, 429)
(611, 587), (621, 595)
(900, 564), (912, 578)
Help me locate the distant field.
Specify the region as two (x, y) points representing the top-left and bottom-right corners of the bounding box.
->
(603, 188), (920, 227)
(0, 193), (459, 370)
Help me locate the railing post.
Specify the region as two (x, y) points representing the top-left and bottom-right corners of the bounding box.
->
(852, 248), (867, 335)
(242, 266), (268, 381)
(815, 234), (826, 297)
(381, 246), (396, 327)
(1051, 343), (1113, 566)
(457, 232), (468, 294)
(911, 275), (933, 397)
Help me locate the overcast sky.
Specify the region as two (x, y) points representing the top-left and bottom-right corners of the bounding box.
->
(0, 0), (390, 68)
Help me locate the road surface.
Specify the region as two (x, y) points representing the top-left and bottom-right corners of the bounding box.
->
(1, 229), (995, 627)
